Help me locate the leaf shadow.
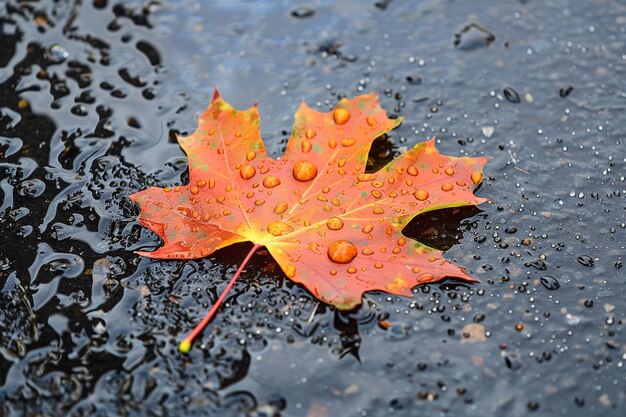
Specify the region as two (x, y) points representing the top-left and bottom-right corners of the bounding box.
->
(403, 205), (484, 251)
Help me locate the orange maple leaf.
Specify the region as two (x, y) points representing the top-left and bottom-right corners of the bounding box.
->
(130, 90), (488, 352)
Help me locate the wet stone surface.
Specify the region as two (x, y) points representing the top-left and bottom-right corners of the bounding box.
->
(0, 0), (625, 416)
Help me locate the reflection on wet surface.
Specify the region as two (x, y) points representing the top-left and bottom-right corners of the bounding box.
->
(1, 0), (624, 416)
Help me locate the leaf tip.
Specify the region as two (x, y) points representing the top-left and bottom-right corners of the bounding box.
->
(178, 339), (192, 354)
(212, 86), (221, 101)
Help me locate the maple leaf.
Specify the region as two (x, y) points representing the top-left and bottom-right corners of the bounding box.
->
(130, 90), (488, 352)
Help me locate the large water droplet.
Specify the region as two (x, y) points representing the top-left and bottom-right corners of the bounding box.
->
(441, 182), (453, 192)
(45, 44), (69, 64)
(326, 217), (344, 230)
(577, 255), (594, 267)
(327, 240), (358, 264)
(263, 175), (281, 188)
(333, 108), (350, 125)
(414, 189), (429, 201)
(268, 221), (293, 236)
(539, 275), (560, 290)
(293, 160), (318, 182)
(471, 171), (483, 184)
(240, 164), (256, 179)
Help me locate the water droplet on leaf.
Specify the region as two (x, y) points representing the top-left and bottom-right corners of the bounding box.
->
(327, 240), (358, 264)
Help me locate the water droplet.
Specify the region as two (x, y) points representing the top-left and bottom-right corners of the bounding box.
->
(357, 173), (376, 182)
(246, 151), (256, 161)
(371, 190), (382, 198)
(273, 201), (288, 214)
(341, 138), (356, 147)
(328, 138), (337, 148)
(263, 175), (281, 188)
(504, 352), (523, 370)
(577, 255), (594, 267)
(326, 217), (344, 230)
(240, 164), (256, 179)
(539, 276), (560, 291)
(305, 128), (316, 139)
(445, 168), (454, 176)
(418, 273), (434, 282)
(327, 240), (358, 264)
(373, 207), (384, 214)
(291, 6), (315, 18)
(301, 140), (312, 153)
(293, 160), (318, 181)
(367, 116), (377, 127)
(284, 264), (297, 278)
(333, 108), (350, 125)
(453, 23), (496, 51)
(362, 224), (374, 233)
(268, 221), (293, 236)
(45, 44), (69, 64)
(471, 172), (483, 184)
(208, 178), (216, 189)
(361, 248), (374, 255)
(397, 238), (406, 246)
(407, 166), (418, 176)
(414, 189), (429, 200)
(190, 186), (200, 194)
(255, 199), (265, 206)
(503, 86), (521, 103)
(374, 262), (383, 269)
(441, 182), (453, 191)
(372, 180), (384, 188)
(197, 180), (207, 187)
(559, 85), (574, 98)
(347, 267), (357, 274)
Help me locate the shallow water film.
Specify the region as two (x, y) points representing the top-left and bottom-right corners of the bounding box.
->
(0, 1), (625, 416)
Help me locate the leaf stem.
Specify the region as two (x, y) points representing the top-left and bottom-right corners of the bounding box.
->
(179, 244), (262, 353)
